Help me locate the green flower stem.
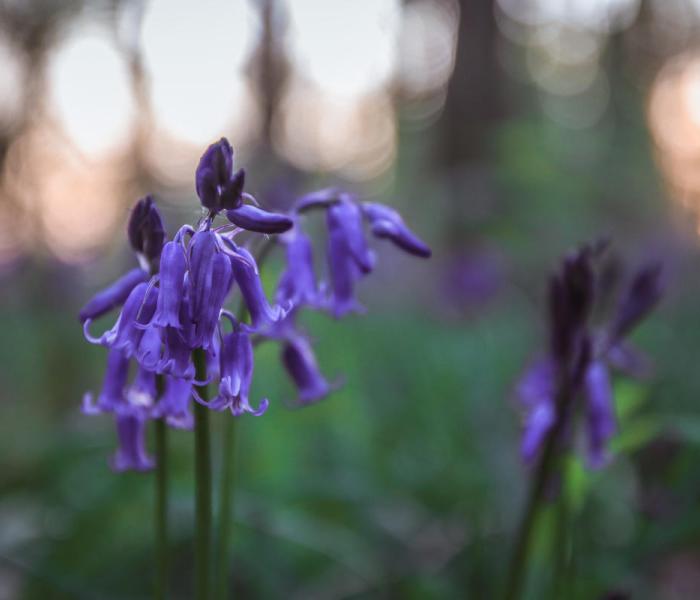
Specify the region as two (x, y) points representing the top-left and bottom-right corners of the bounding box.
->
(214, 236), (275, 600)
(215, 417), (237, 600)
(194, 349), (212, 600)
(503, 383), (570, 600)
(552, 473), (572, 599)
(154, 411), (168, 600)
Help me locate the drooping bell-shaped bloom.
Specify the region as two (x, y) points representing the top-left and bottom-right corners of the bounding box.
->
(128, 195), (165, 267)
(126, 365), (158, 414)
(611, 263), (663, 341)
(583, 361), (616, 468)
(515, 243), (662, 471)
(153, 376), (194, 430)
(151, 241), (187, 329)
(230, 245), (285, 329)
(326, 210), (364, 318)
(79, 268), (148, 324)
(135, 325), (162, 372)
(111, 282), (158, 357)
(193, 252), (232, 349)
(361, 202), (432, 258)
(517, 358), (557, 463)
(111, 415), (154, 472)
(158, 326), (195, 380)
(547, 247), (595, 369)
(206, 329), (268, 416)
(195, 138), (245, 213)
(226, 203), (293, 234)
(187, 231), (233, 348)
(328, 199), (375, 274)
(276, 226), (323, 308)
(83, 347), (130, 415)
(281, 334), (334, 405)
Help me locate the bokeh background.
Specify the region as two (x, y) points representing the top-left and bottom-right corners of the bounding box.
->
(3, 0), (700, 598)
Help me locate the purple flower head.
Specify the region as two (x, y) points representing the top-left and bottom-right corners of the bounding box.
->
(153, 376), (194, 429)
(83, 347), (130, 415)
(230, 245), (286, 330)
(281, 334), (335, 405)
(548, 245), (595, 369)
(79, 268), (148, 324)
(583, 361), (616, 468)
(276, 225), (323, 308)
(515, 242), (662, 470)
(361, 202), (431, 258)
(187, 231), (233, 348)
(195, 138), (246, 213)
(111, 282), (158, 357)
(111, 415), (154, 472)
(611, 262), (663, 342)
(151, 241), (187, 329)
(158, 326), (195, 380)
(516, 358), (557, 463)
(206, 328), (268, 416)
(326, 200), (376, 318)
(128, 195), (165, 268)
(126, 365), (158, 413)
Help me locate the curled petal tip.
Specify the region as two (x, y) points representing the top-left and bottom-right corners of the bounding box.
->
(226, 204), (293, 234)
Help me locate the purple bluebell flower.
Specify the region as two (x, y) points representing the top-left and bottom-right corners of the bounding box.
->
(281, 334), (335, 405)
(158, 326), (195, 380)
(153, 376), (194, 429)
(231, 245), (286, 329)
(83, 347), (130, 415)
(611, 262), (663, 341)
(128, 195), (165, 267)
(583, 361), (616, 468)
(195, 138), (245, 213)
(205, 329), (268, 416)
(79, 268), (148, 324)
(515, 244), (662, 469)
(150, 241), (187, 329)
(111, 415), (154, 472)
(126, 365), (158, 413)
(226, 203), (293, 234)
(361, 202), (431, 258)
(516, 358), (556, 464)
(276, 226), (323, 308)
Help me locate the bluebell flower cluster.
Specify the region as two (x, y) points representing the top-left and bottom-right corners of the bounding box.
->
(516, 243), (662, 468)
(267, 188), (431, 405)
(80, 139), (431, 471)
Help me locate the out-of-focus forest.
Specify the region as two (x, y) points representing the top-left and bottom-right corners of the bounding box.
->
(3, 0), (700, 598)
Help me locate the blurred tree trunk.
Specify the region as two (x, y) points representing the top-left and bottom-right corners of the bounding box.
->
(436, 0), (506, 246)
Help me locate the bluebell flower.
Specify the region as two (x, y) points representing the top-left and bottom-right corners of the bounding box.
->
(280, 333), (336, 405)
(230, 245), (287, 330)
(276, 225), (324, 308)
(196, 138), (292, 234)
(201, 328), (268, 416)
(289, 189), (430, 319)
(153, 376), (194, 429)
(79, 268), (148, 324)
(111, 415), (154, 472)
(150, 241), (187, 329)
(361, 202), (432, 258)
(83, 347), (130, 415)
(516, 245), (662, 468)
(128, 195), (166, 268)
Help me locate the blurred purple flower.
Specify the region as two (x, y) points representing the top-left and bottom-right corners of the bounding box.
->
(111, 415), (154, 472)
(515, 244), (662, 469)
